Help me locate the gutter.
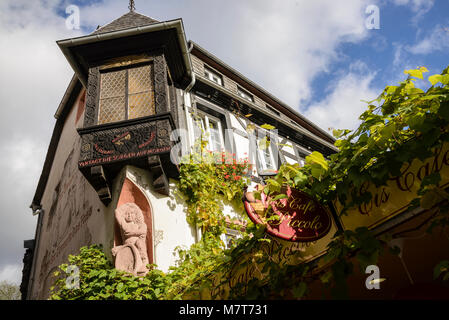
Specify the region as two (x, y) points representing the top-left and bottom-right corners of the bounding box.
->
(185, 41), (196, 93)
(57, 19), (193, 88)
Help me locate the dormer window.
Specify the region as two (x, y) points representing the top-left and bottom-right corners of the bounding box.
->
(204, 67), (223, 86)
(98, 63), (155, 125)
(237, 86), (254, 103)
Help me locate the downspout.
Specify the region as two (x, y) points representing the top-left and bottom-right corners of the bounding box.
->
(183, 41), (200, 242)
(26, 204), (44, 299)
(184, 42), (196, 93)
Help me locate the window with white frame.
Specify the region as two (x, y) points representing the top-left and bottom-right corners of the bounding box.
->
(237, 86), (254, 103)
(204, 67), (223, 86)
(193, 110), (224, 152)
(256, 135), (277, 172)
(266, 104), (280, 116)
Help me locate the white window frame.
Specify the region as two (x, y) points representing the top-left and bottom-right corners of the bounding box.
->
(193, 110), (225, 152)
(204, 67), (223, 86)
(256, 135), (277, 171)
(237, 86), (254, 103)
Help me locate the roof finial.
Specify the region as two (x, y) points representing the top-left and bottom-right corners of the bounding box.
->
(129, 0), (136, 12)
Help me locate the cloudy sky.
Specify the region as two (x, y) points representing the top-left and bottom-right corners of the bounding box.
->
(0, 0), (448, 285)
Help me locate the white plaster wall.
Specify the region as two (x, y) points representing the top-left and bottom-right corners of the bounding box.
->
(125, 166), (197, 272)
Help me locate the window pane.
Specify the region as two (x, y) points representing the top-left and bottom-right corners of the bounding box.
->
(257, 138), (275, 170)
(98, 96), (126, 124)
(128, 65), (155, 119)
(204, 67), (222, 86)
(128, 65), (152, 94)
(128, 92), (155, 119)
(262, 147), (273, 168)
(193, 114), (206, 140)
(208, 119), (222, 151)
(100, 70), (126, 99)
(237, 87), (253, 102)
(98, 70), (126, 124)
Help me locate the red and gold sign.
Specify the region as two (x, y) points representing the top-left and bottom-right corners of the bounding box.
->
(244, 186), (332, 242)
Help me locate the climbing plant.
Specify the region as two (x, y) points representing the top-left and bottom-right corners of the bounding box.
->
(176, 143), (251, 236)
(50, 65), (449, 300)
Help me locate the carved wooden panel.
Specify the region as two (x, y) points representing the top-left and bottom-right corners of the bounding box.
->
(79, 120), (171, 168)
(153, 55), (168, 114)
(84, 67), (100, 127)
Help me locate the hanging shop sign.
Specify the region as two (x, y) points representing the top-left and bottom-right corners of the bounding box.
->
(243, 186), (332, 242)
(337, 141), (449, 230)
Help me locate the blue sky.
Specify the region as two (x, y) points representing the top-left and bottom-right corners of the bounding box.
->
(0, 0), (448, 285)
(325, 1), (449, 94)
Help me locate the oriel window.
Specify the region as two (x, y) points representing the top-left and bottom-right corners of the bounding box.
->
(98, 63), (155, 125)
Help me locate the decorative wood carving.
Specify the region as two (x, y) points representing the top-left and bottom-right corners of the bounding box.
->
(78, 119), (171, 168)
(153, 55), (168, 114)
(148, 155), (169, 196)
(89, 165), (112, 205)
(84, 67), (100, 128)
(78, 52), (175, 203)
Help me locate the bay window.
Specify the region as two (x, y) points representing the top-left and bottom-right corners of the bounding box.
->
(98, 63), (155, 125)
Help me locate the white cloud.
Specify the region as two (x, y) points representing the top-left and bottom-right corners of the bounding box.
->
(78, 0), (376, 107)
(407, 24), (449, 54)
(0, 0), (77, 272)
(303, 62), (380, 131)
(392, 0), (434, 20)
(0, 264), (22, 285)
(208, 0), (374, 107)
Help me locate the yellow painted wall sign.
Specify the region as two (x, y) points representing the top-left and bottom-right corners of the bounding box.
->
(337, 142), (449, 230)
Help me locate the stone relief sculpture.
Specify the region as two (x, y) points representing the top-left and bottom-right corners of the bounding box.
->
(112, 203), (149, 276)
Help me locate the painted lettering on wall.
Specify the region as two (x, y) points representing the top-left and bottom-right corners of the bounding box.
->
(339, 142), (449, 230)
(79, 146), (171, 168)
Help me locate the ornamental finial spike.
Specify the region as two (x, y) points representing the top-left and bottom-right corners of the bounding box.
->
(129, 0), (136, 12)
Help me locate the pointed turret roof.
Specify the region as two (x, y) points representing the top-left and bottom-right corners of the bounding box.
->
(92, 11), (159, 35)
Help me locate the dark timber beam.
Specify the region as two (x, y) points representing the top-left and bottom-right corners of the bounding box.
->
(90, 165), (112, 205)
(148, 155), (170, 196)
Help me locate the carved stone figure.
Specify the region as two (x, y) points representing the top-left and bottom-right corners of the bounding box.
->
(112, 203), (149, 276)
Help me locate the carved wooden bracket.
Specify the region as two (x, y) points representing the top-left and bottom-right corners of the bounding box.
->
(89, 165), (112, 205)
(147, 155), (169, 196)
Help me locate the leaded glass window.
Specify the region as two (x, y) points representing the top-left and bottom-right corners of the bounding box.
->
(98, 63), (155, 125)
